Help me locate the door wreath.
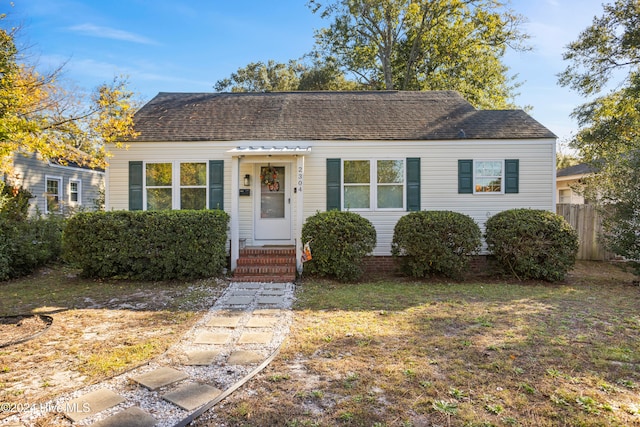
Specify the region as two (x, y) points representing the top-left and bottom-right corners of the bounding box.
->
(260, 165), (280, 191)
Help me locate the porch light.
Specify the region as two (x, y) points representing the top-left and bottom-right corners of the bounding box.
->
(244, 174), (251, 187)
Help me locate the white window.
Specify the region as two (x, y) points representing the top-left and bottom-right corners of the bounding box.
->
(144, 162), (208, 210)
(343, 159), (405, 210)
(180, 162), (207, 210)
(69, 180), (81, 205)
(474, 160), (503, 194)
(45, 176), (63, 213)
(559, 189), (572, 204)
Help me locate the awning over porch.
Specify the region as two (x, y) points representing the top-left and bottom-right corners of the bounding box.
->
(227, 146), (311, 156)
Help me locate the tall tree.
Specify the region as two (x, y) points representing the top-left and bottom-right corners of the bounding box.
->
(308, 0), (529, 108)
(214, 57), (360, 92)
(559, 0), (640, 271)
(0, 16), (139, 174)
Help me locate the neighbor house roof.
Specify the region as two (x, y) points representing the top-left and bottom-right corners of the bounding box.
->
(132, 91), (557, 142)
(557, 162), (595, 178)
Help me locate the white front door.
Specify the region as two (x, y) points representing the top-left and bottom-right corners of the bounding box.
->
(254, 163), (292, 241)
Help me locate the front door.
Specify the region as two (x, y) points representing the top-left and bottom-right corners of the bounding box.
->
(254, 163), (291, 241)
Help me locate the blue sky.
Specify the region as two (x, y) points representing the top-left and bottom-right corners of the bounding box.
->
(8, 0), (609, 149)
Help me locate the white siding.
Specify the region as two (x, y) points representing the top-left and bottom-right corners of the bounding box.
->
(106, 138), (555, 256)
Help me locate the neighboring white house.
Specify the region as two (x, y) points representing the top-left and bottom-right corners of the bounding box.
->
(105, 91), (557, 271)
(10, 152), (105, 216)
(556, 162), (594, 204)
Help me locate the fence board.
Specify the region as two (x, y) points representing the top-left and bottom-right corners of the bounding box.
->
(556, 204), (612, 261)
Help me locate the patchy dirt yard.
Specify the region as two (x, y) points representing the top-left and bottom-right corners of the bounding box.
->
(202, 261), (640, 427)
(0, 266), (225, 420)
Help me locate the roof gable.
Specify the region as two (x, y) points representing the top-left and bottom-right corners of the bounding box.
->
(132, 91), (556, 142)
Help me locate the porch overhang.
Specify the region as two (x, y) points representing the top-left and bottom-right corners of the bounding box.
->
(227, 146), (311, 156)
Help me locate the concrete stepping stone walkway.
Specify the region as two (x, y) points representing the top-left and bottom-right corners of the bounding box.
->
(2, 280), (294, 427)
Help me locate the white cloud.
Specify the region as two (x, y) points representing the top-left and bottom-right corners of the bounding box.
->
(67, 23), (159, 45)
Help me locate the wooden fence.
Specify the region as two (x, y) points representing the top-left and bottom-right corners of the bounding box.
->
(556, 204), (613, 261)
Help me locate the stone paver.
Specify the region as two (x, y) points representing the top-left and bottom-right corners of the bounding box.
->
(230, 290), (258, 296)
(236, 283), (261, 289)
(245, 317), (278, 328)
(194, 331), (231, 345)
(226, 295), (254, 305)
(206, 315), (242, 328)
(92, 406), (156, 427)
(65, 389), (125, 422)
(257, 296), (284, 305)
(227, 350), (264, 365)
(238, 331), (273, 344)
(185, 350), (220, 366)
(253, 308), (282, 316)
(264, 283), (288, 290)
(163, 383), (222, 411)
(131, 367), (188, 391)
(261, 289), (285, 296)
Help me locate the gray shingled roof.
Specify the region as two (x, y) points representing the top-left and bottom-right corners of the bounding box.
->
(557, 162), (595, 177)
(132, 91), (556, 142)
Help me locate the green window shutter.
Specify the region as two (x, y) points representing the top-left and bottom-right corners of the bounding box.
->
(505, 159), (519, 193)
(406, 157), (421, 211)
(326, 158), (341, 211)
(128, 161), (143, 210)
(209, 160), (224, 210)
(458, 160), (473, 194)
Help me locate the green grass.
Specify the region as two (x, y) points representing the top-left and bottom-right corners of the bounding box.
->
(210, 261), (640, 427)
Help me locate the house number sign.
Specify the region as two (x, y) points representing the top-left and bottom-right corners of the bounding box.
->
(297, 166), (303, 193)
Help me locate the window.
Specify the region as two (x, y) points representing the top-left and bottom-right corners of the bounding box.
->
(144, 162), (208, 210)
(69, 180), (81, 204)
(458, 159), (518, 194)
(146, 163), (172, 210)
(45, 176), (62, 213)
(343, 159), (405, 210)
(559, 189), (571, 204)
(474, 160), (503, 193)
(180, 162), (207, 209)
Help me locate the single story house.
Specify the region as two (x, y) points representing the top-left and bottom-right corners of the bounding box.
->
(105, 91), (557, 274)
(9, 152), (105, 216)
(556, 162), (594, 204)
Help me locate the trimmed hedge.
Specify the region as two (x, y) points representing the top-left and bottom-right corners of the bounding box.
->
(485, 209), (578, 281)
(63, 210), (229, 280)
(391, 210), (482, 278)
(301, 211), (376, 282)
(0, 215), (64, 281)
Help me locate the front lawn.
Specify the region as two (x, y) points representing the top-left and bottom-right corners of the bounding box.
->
(0, 265), (225, 413)
(207, 261), (640, 426)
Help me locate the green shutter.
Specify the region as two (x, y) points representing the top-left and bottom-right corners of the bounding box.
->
(458, 160), (473, 194)
(505, 159), (519, 193)
(129, 161), (143, 210)
(209, 160), (224, 210)
(326, 158), (341, 211)
(406, 157), (421, 211)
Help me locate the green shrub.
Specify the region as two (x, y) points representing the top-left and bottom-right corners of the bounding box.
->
(0, 214), (65, 280)
(391, 211), (482, 278)
(301, 211), (376, 282)
(63, 210), (229, 280)
(485, 209), (579, 281)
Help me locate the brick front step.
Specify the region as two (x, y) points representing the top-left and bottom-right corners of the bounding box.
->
(234, 246), (297, 282)
(232, 275), (296, 283)
(236, 256), (295, 266)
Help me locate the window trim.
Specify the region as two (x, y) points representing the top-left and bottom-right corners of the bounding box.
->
(143, 161), (209, 210)
(473, 159), (505, 195)
(341, 158), (406, 211)
(45, 175), (63, 214)
(69, 179), (81, 205)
